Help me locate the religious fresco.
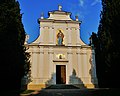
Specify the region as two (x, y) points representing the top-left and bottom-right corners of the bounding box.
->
(57, 30), (64, 45)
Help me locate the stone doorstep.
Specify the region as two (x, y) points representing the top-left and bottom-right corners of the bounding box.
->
(27, 84), (46, 90)
(27, 83), (96, 90)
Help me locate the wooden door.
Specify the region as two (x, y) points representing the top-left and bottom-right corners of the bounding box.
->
(56, 65), (66, 84)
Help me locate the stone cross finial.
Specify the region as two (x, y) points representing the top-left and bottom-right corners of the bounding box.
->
(75, 15), (78, 21)
(58, 5), (62, 11)
(25, 35), (29, 44)
(41, 12), (44, 19)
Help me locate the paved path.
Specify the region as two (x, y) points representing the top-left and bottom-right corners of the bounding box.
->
(32, 89), (94, 96)
(29, 85), (120, 96)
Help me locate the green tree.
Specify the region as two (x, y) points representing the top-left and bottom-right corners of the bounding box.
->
(0, 0), (30, 90)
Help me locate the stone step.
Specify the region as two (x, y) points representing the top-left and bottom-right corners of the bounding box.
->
(45, 84), (80, 89)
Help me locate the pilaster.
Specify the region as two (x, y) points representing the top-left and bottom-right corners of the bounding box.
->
(40, 27), (44, 44)
(67, 47), (73, 84)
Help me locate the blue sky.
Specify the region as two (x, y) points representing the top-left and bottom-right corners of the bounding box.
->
(18, 0), (102, 44)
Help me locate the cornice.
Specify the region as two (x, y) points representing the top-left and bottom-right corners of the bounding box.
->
(39, 19), (81, 24)
(48, 10), (71, 15)
(25, 44), (91, 49)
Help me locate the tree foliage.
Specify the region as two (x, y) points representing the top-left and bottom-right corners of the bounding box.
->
(91, 0), (120, 87)
(0, 0), (30, 90)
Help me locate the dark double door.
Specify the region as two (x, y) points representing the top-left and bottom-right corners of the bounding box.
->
(56, 65), (66, 84)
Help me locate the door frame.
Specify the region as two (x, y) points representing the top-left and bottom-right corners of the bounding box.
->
(55, 64), (67, 84)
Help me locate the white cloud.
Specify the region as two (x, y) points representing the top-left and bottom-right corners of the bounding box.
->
(91, 0), (101, 6)
(67, 0), (87, 20)
(78, 0), (84, 7)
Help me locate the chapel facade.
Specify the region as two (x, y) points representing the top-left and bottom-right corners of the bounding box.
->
(25, 5), (98, 90)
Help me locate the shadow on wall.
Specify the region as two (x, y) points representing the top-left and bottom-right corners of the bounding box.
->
(45, 73), (56, 87)
(45, 69), (86, 88)
(89, 56), (98, 88)
(69, 69), (86, 88)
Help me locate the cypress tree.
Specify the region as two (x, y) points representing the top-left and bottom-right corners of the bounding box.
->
(0, 0), (30, 90)
(92, 0), (120, 87)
